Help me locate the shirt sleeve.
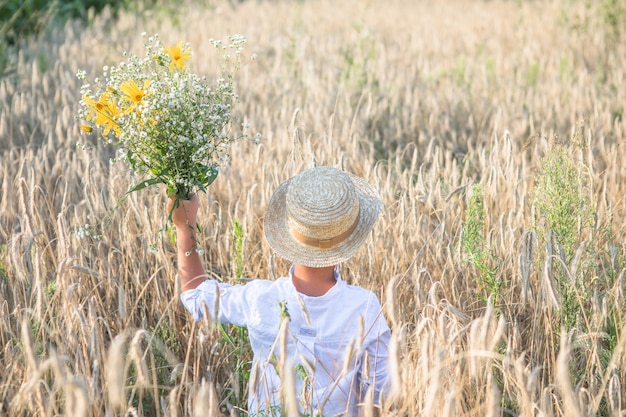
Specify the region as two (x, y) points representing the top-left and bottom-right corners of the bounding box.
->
(179, 279), (266, 327)
(360, 293), (392, 405)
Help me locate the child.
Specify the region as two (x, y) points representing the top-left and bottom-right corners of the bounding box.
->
(168, 166), (391, 416)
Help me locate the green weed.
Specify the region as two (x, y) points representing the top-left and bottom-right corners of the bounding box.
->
(233, 219), (245, 279)
(599, 0), (626, 41)
(0, 244), (7, 283)
(533, 143), (592, 261)
(216, 218), (253, 411)
(339, 25), (377, 94)
(452, 55), (467, 88)
(526, 62), (540, 88)
(462, 184), (500, 304)
(532, 125), (594, 329)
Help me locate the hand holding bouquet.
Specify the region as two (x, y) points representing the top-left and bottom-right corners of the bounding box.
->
(77, 33), (254, 202)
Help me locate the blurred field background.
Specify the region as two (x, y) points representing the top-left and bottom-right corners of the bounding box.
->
(1, 0), (626, 415)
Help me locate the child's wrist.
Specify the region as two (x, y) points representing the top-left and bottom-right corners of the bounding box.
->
(174, 219), (196, 229)
(177, 232), (200, 255)
(176, 226), (196, 240)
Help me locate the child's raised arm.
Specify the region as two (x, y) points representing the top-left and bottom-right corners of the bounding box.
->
(167, 194), (207, 291)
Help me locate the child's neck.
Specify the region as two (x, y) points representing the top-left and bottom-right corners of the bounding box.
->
(291, 264), (337, 297)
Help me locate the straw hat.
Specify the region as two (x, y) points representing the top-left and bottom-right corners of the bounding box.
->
(264, 166), (383, 268)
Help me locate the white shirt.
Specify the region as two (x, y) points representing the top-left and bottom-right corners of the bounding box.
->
(180, 266), (391, 416)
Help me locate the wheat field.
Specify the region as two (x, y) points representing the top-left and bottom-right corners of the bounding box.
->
(1, 0), (626, 415)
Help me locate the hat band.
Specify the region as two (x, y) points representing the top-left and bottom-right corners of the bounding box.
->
(289, 210), (360, 249)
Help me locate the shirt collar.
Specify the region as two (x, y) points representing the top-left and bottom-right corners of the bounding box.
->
(287, 264), (345, 299)
(288, 264), (343, 278)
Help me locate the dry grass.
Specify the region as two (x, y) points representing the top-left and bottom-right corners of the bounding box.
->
(1, 0), (626, 415)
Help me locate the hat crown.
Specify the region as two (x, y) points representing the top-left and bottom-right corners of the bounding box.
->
(264, 165), (382, 267)
(286, 167), (360, 241)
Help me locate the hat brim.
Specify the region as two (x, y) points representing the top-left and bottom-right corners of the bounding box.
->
(264, 172), (383, 268)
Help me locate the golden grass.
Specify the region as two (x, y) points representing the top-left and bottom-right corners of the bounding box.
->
(1, 0), (625, 415)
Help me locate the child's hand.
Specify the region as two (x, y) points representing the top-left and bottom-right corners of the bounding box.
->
(167, 194), (199, 229)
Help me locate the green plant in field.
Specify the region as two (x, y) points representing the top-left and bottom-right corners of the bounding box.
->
(599, 0), (626, 41)
(147, 320), (181, 398)
(45, 280), (57, 299)
(559, 56), (572, 82)
(532, 126), (594, 328)
(233, 219), (245, 279)
(560, 0), (625, 45)
(526, 62), (540, 88)
(218, 323), (252, 409)
(533, 144), (592, 261)
(452, 55), (467, 88)
(0, 244), (7, 283)
(216, 218), (252, 411)
(462, 184), (501, 304)
(339, 24), (377, 95)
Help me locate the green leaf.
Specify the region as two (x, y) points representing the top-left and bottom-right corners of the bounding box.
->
(205, 167), (219, 186)
(112, 177), (164, 212)
(126, 149), (136, 167)
(127, 177), (163, 193)
(195, 167), (219, 194)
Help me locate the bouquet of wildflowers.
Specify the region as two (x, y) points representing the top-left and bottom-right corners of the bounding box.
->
(77, 33), (253, 201)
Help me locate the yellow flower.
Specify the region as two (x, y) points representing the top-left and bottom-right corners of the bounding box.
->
(80, 125), (93, 133)
(120, 79), (151, 106)
(84, 92), (108, 118)
(83, 92), (120, 136)
(165, 42), (192, 71)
